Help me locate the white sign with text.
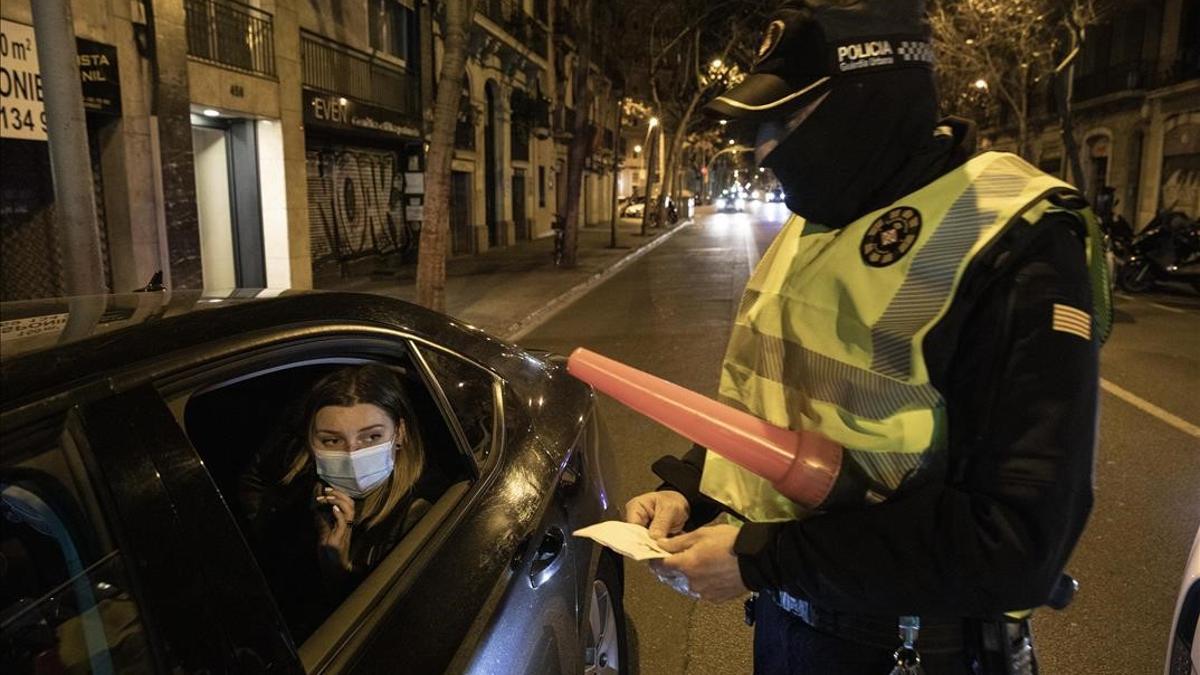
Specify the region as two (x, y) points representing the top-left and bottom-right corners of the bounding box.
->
(0, 19), (48, 141)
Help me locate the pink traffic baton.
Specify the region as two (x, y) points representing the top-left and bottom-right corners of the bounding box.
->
(566, 347), (843, 509)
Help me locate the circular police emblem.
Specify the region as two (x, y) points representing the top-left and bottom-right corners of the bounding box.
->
(860, 207), (921, 267)
(757, 20), (786, 61)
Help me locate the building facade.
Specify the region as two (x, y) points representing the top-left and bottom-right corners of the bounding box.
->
(0, 0), (619, 301)
(980, 0), (1200, 228)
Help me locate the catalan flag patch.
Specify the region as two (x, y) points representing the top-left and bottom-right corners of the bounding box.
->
(1052, 303), (1091, 341)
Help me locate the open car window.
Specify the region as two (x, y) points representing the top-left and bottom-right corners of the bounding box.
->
(176, 350), (475, 648)
(0, 414), (154, 674)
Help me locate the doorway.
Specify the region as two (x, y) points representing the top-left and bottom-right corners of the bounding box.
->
(513, 170), (527, 240)
(451, 170), (473, 255)
(191, 118), (266, 288)
(484, 85), (499, 247)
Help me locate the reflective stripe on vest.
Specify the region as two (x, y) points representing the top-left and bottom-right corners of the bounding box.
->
(700, 152), (1112, 523)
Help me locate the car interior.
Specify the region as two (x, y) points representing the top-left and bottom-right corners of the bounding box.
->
(180, 355), (479, 642)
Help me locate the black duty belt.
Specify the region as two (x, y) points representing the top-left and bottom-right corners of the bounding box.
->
(770, 591), (968, 653)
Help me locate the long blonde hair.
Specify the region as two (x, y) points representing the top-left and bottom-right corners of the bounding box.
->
(282, 364), (425, 531)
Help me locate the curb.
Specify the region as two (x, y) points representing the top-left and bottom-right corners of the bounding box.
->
(503, 219), (693, 342)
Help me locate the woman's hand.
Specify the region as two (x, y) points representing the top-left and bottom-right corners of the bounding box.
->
(314, 485), (356, 573)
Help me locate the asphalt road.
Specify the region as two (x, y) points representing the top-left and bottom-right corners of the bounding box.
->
(522, 204), (1200, 674)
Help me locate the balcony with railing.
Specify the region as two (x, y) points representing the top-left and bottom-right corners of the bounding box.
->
(1073, 57), (1200, 102)
(184, 0), (276, 78)
(478, 0), (548, 57)
(301, 31), (420, 121)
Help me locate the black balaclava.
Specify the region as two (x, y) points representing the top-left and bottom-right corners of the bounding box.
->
(702, 1), (941, 227)
(759, 70), (938, 227)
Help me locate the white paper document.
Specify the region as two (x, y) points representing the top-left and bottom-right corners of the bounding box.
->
(573, 521), (672, 561)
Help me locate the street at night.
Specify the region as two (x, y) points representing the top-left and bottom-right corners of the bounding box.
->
(3, 0), (1199, 672)
(521, 203), (1200, 674)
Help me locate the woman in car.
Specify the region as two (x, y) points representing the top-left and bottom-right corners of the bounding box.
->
(238, 364), (432, 639)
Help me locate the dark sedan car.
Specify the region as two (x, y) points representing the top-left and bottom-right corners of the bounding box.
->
(0, 291), (626, 674)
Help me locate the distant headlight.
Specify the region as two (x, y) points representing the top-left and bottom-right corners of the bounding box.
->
(715, 198), (727, 209)
(734, 198), (746, 210)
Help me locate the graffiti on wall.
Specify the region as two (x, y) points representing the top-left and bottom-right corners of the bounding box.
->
(306, 147), (416, 265)
(1160, 121), (1199, 219)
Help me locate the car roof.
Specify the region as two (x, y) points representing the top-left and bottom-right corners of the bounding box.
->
(0, 291), (523, 414)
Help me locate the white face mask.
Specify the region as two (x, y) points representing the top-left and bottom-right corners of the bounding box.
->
(313, 438), (396, 498)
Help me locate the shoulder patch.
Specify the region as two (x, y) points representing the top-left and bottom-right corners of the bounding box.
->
(861, 207), (922, 267)
(1052, 303), (1092, 341)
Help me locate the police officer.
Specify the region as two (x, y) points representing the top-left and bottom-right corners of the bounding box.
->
(622, 1), (1111, 673)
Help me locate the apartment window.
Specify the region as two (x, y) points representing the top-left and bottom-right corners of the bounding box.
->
(370, 0), (411, 61)
(539, 166), (547, 208)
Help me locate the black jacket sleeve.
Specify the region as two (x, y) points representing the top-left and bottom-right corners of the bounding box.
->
(733, 216), (1100, 617)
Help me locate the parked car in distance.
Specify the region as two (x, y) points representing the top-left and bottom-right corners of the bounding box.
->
(1168, 526), (1200, 675)
(0, 291), (627, 675)
(620, 196), (646, 218)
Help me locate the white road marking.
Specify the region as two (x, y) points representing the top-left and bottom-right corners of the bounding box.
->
(1100, 378), (1200, 440)
(1148, 301), (1186, 314)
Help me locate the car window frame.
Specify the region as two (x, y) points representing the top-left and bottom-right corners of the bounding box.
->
(149, 329), (509, 672)
(409, 341), (505, 473)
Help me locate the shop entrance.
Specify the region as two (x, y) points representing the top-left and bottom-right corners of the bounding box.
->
(191, 118), (266, 288)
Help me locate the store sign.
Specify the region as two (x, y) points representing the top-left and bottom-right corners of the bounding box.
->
(303, 88), (421, 141)
(78, 38), (120, 116)
(0, 19), (46, 140)
(0, 20), (122, 141)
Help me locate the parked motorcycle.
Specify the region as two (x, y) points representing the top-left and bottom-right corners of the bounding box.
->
(1114, 211), (1200, 294)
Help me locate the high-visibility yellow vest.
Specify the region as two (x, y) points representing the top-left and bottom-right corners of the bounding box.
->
(700, 152), (1112, 522)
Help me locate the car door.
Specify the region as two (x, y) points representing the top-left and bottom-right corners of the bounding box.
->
(80, 385), (304, 672)
(0, 389), (286, 674)
(414, 345), (582, 675)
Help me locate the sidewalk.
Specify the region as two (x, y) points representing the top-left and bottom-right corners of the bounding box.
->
(316, 217), (688, 339)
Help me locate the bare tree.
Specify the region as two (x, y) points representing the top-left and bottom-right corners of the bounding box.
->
(643, 0), (764, 226)
(930, 0), (1098, 163)
(557, 0), (598, 267)
(416, 0), (478, 312)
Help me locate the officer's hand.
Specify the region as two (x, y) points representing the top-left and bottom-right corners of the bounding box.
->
(624, 490), (690, 539)
(656, 524), (747, 603)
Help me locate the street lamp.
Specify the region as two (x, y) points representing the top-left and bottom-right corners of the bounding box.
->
(973, 78), (988, 90)
(648, 116), (659, 128)
(711, 58), (723, 69)
(728, 139), (735, 145)
(633, 144), (642, 154)
(719, 119), (727, 126)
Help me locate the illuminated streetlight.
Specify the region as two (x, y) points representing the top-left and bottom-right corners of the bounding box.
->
(728, 139), (735, 145)
(973, 78), (988, 90)
(648, 117), (659, 128)
(633, 144), (643, 154)
(711, 58), (723, 69)
(719, 119), (727, 126)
